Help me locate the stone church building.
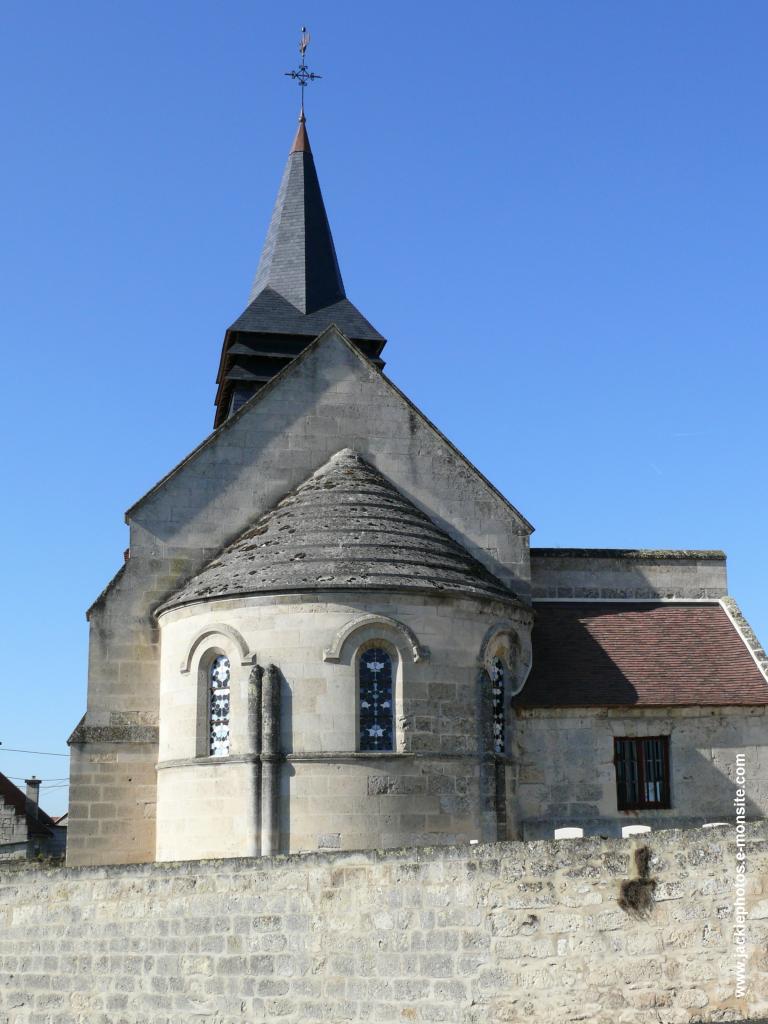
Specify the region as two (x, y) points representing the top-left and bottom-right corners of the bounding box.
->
(67, 113), (768, 867)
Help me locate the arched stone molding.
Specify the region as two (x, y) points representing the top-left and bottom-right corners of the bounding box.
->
(179, 624), (255, 675)
(323, 614), (429, 664)
(478, 616), (533, 697)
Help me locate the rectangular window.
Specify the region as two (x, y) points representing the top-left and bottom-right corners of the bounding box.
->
(614, 736), (670, 810)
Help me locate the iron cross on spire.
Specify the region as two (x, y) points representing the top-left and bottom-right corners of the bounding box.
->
(285, 27), (322, 119)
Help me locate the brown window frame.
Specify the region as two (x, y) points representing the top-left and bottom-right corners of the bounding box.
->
(614, 736), (671, 811)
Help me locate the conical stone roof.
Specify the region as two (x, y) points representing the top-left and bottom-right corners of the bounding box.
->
(160, 450), (519, 611)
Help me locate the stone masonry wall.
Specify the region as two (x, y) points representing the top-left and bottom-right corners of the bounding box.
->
(529, 549), (727, 601)
(513, 706), (768, 840)
(0, 800), (26, 862)
(70, 329), (532, 867)
(155, 591), (526, 860)
(1, 824), (767, 1024)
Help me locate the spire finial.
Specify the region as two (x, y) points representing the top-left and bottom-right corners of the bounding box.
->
(285, 26), (322, 119)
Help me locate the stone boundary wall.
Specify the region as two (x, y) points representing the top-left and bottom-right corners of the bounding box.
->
(1, 824), (767, 1024)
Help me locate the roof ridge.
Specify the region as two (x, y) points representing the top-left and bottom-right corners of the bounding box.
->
(531, 548), (726, 561)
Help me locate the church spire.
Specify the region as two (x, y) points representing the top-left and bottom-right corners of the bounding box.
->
(246, 112), (345, 315)
(212, 30), (386, 429)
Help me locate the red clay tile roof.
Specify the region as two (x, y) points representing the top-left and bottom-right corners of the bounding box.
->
(517, 602), (768, 707)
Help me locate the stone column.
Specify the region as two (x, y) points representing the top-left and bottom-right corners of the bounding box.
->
(248, 665), (264, 856)
(260, 664), (280, 856)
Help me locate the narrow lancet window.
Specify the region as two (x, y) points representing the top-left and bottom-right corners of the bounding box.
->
(490, 656), (506, 753)
(209, 654), (231, 756)
(359, 647), (394, 752)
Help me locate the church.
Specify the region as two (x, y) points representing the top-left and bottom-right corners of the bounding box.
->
(66, 91), (768, 867)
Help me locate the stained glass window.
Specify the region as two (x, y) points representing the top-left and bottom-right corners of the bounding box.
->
(209, 654), (231, 756)
(490, 656), (505, 754)
(359, 647), (394, 752)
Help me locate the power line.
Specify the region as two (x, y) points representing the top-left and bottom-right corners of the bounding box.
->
(0, 746), (69, 757)
(6, 776), (69, 783)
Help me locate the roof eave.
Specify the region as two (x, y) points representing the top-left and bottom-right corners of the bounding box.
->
(155, 583), (524, 619)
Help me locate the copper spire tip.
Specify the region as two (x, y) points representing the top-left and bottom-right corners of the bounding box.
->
(290, 116), (311, 154)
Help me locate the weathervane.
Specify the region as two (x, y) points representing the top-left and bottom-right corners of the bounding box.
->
(285, 26), (322, 118)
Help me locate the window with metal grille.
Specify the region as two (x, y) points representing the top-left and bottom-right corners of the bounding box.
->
(358, 647), (394, 752)
(614, 736), (670, 810)
(209, 654), (231, 756)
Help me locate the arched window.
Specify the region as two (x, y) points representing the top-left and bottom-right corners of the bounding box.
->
(489, 656), (506, 754)
(358, 646), (394, 752)
(209, 654), (231, 756)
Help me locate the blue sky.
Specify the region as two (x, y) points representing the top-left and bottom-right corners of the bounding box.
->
(1, 2), (766, 815)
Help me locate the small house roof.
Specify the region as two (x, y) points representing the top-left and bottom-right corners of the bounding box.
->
(0, 772), (56, 837)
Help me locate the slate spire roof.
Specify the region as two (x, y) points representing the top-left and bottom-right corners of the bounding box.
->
(247, 114), (345, 314)
(160, 449), (520, 611)
(213, 117), (386, 428)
